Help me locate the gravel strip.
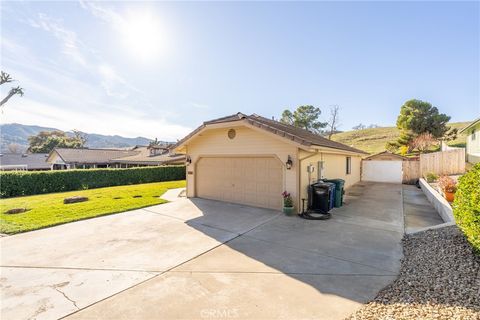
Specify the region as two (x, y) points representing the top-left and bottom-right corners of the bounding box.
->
(347, 226), (480, 320)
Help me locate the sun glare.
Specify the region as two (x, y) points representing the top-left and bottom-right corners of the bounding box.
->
(121, 11), (164, 62)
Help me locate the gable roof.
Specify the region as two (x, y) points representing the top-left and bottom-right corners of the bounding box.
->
(364, 150), (407, 160)
(0, 153), (51, 170)
(459, 118), (480, 134)
(175, 112), (368, 155)
(49, 148), (139, 164)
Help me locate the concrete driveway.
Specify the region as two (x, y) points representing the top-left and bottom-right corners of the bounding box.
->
(1, 183), (404, 320)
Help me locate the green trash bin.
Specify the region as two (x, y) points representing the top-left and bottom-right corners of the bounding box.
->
(323, 179), (345, 207)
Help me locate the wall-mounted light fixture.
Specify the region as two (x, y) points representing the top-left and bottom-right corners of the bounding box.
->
(286, 155), (293, 170)
(186, 155), (192, 166)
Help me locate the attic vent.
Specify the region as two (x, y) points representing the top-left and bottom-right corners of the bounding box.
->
(228, 129), (236, 139)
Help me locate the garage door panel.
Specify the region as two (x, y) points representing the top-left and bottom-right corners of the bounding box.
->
(196, 157), (283, 210)
(362, 161), (403, 183)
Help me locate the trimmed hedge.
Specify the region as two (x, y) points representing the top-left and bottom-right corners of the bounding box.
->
(0, 166), (186, 198)
(453, 163), (480, 253)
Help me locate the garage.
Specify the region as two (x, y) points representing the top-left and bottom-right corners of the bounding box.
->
(361, 151), (406, 183)
(196, 156), (283, 210)
(174, 112), (367, 212)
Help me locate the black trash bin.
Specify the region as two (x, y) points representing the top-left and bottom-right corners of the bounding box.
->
(323, 179), (345, 207)
(308, 182), (334, 213)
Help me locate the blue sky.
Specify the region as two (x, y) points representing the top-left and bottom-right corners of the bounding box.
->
(1, 1), (479, 140)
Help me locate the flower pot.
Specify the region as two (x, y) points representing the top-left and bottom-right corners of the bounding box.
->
(283, 206), (295, 216)
(444, 191), (455, 202)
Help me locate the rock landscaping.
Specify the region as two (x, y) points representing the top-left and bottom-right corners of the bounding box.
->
(347, 226), (480, 320)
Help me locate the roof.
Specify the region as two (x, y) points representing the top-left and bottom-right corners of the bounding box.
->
(459, 118), (480, 134)
(363, 151), (407, 160)
(175, 112), (368, 155)
(0, 153), (51, 169)
(113, 146), (185, 164)
(50, 148), (139, 164)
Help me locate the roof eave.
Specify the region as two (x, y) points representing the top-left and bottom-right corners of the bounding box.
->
(459, 118), (480, 134)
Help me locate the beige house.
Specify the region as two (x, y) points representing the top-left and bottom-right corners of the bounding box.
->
(459, 118), (480, 164)
(174, 113), (367, 212)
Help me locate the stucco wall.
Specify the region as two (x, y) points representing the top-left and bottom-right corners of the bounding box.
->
(185, 126), (298, 207)
(298, 151), (362, 206)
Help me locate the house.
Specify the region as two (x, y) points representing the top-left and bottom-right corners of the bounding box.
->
(459, 118), (480, 164)
(46, 146), (185, 169)
(0, 153), (51, 171)
(174, 112), (367, 212)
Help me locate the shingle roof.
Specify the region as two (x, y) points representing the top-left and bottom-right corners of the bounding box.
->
(52, 148), (139, 164)
(113, 146), (185, 164)
(175, 112), (368, 155)
(0, 153), (51, 170)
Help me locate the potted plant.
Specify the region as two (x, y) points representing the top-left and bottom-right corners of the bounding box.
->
(438, 176), (457, 202)
(282, 191), (294, 215)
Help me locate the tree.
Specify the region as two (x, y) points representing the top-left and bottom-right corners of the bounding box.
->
(409, 132), (438, 153)
(280, 105), (327, 133)
(352, 123), (366, 130)
(7, 143), (22, 154)
(0, 71), (24, 107)
(326, 105), (340, 140)
(28, 130), (86, 153)
(72, 129), (87, 146)
(396, 99), (450, 138)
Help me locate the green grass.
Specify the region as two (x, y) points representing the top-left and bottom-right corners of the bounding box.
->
(0, 180), (186, 234)
(331, 122), (470, 154)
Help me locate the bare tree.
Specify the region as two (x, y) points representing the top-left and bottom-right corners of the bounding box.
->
(409, 132), (438, 153)
(0, 71), (24, 108)
(327, 105), (340, 139)
(352, 123), (366, 130)
(7, 143), (22, 154)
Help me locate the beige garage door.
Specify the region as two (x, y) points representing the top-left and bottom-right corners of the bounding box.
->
(196, 157), (283, 210)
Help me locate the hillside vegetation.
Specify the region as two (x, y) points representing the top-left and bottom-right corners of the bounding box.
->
(331, 122), (470, 155)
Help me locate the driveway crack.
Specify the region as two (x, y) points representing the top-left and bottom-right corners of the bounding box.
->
(53, 286), (79, 310)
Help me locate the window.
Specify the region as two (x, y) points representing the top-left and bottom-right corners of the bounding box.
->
(472, 129), (476, 141)
(346, 157), (351, 175)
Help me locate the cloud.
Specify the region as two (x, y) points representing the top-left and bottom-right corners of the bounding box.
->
(1, 97), (191, 140)
(28, 13), (87, 66)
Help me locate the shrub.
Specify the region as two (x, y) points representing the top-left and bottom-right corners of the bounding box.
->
(437, 175), (457, 193)
(424, 172), (439, 183)
(453, 163), (480, 253)
(0, 166), (186, 198)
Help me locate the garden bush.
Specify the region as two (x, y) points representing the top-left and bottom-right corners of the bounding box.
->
(453, 163), (480, 253)
(0, 166), (186, 198)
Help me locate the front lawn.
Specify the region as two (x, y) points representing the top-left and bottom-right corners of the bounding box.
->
(0, 180), (186, 234)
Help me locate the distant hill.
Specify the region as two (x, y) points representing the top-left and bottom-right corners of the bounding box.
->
(331, 122), (470, 155)
(0, 123), (156, 153)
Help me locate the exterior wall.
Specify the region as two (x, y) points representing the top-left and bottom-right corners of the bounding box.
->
(185, 126), (298, 209)
(465, 123), (480, 164)
(298, 150), (362, 209)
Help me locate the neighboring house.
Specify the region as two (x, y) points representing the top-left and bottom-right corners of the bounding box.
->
(46, 146), (185, 169)
(174, 112), (367, 211)
(114, 145), (186, 166)
(0, 153), (51, 171)
(459, 118), (480, 164)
